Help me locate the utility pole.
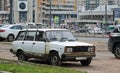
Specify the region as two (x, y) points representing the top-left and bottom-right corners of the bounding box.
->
(49, 0), (52, 28)
(105, 0), (107, 30)
(9, 0), (13, 24)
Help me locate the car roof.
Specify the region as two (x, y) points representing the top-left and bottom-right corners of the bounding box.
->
(21, 28), (68, 32)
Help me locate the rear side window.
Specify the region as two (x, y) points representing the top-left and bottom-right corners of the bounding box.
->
(24, 31), (36, 41)
(10, 25), (23, 30)
(16, 31), (26, 40)
(35, 31), (44, 41)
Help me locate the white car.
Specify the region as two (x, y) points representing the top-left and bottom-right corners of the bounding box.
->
(0, 24), (25, 41)
(10, 29), (96, 66)
(89, 28), (104, 34)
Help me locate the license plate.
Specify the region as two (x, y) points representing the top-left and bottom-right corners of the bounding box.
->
(76, 57), (87, 60)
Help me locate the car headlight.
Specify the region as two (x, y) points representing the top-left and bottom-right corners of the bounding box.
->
(88, 46), (95, 52)
(65, 48), (73, 53)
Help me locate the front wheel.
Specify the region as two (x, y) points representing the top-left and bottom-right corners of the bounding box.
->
(80, 58), (92, 66)
(114, 43), (120, 59)
(17, 51), (28, 61)
(48, 52), (61, 66)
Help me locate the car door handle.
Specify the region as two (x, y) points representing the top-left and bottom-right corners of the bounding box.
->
(22, 42), (24, 44)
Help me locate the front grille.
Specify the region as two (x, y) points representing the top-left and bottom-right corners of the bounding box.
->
(72, 46), (88, 52)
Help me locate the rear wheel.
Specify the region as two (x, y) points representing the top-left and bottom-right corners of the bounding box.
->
(114, 43), (120, 59)
(48, 52), (61, 66)
(7, 34), (14, 42)
(80, 58), (92, 66)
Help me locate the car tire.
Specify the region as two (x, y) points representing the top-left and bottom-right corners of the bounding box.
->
(114, 43), (120, 59)
(80, 58), (92, 66)
(17, 51), (28, 61)
(0, 37), (5, 41)
(49, 52), (61, 66)
(7, 34), (14, 42)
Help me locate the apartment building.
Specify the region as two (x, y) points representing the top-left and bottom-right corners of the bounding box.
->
(35, 0), (77, 25)
(0, 0), (9, 24)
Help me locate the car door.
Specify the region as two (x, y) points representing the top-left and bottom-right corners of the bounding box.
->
(32, 31), (46, 56)
(22, 31), (36, 54)
(14, 31), (26, 51)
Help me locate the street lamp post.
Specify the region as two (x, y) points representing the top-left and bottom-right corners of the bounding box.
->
(49, 0), (52, 28)
(9, 0), (13, 24)
(105, 0), (107, 30)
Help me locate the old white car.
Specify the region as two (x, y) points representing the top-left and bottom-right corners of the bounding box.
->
(10, 29), (95, 66)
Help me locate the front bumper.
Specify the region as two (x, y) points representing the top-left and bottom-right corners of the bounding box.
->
(62, 52), (96, 61)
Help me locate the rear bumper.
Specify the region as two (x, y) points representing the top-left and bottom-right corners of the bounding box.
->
(0, 33), (7, 39)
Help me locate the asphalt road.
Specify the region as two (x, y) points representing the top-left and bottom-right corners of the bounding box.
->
(0, 37), (120, 73)
(77, 37), (108, 43)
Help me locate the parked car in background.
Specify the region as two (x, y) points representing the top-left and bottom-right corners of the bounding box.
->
(26, 22), (43, 28)
(0, 24), (5, 41)
(0, 24), (25, 42)
(76, 27), (88, 33)
(88, 27), (104, 34)
(106, 25), (115, 34)
(108, 26), (120, 59)
(10, 29), (96, 66)
(0, 24), (4, 27)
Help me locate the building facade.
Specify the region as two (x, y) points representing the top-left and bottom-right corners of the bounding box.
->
(77, 0), (120, 24)
(0, 0), (9, 24)
(77, 0), (120, 10)
(35, 0), (77, 25)
(86, 0), (99, 10)
(65, 0), (120, 29)
(13, 0), (33, 23)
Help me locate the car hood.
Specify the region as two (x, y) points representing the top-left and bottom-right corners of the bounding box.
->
(50, 41), (94, 47)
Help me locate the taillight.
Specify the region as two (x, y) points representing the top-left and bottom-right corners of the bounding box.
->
(0, 29), (5, 32)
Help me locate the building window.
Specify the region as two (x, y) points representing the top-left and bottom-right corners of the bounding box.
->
(0, 0), (2, 11)
(19, 11), (27, 23)
(108, 1), (115, 5)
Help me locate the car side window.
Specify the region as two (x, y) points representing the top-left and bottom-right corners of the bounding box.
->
(16, 31), (26, 40)
(35, 31), (45, 41)
(10, 25), (21, 30)
(24, 31), (36, 41)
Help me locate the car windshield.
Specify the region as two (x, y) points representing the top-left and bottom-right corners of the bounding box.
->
(46, 30), (76, 42)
